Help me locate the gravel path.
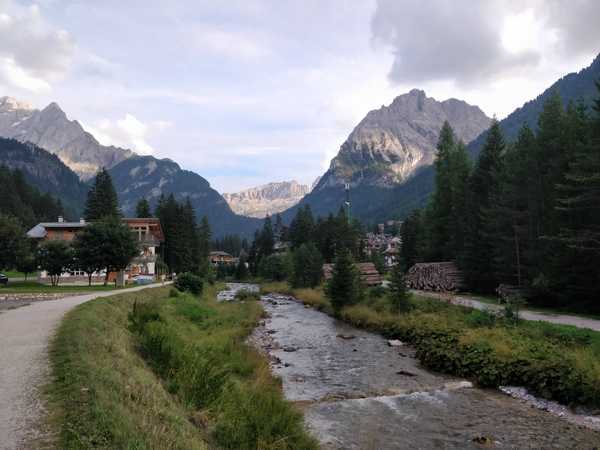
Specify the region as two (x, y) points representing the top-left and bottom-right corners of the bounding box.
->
(0, 283), (169, 450)
(412, 290), (600, 332)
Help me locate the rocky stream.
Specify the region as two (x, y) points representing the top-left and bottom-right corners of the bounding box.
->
(220, 284), (600, 449)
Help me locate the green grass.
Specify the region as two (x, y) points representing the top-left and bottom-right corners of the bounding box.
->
(2, 270), (29, 278)
(264, 282), (600, 409)
(49, 284), (318, 450)
(0, 281), (124, 294)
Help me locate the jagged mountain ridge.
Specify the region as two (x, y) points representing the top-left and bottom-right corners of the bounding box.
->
(223, 180), (310, 218)
(0, 97), (133, 180)
(314, 89), (491, 192)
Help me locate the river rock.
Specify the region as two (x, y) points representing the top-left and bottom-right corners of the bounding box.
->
(283, 346), (298, 352)
(337, 334), (356, 340)
(387, 339), (404, 347)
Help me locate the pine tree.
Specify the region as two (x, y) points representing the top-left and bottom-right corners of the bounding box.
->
(449, 141), (472, 261)
(389, 262), (411, 313)
(555, 81), (600, 302)
(198, 216), (212, 276)
(289, 205), (314, 249)
(326, 248), (362, 313)
(491, 125), (537, 287)
(427, 121), (456, 260)
(399, 209), (424, 270)
(136, 198), (152, 218)
(291, 242), (323, 288)
(463, 120), (505, 292)
(84, 168), (120, 221)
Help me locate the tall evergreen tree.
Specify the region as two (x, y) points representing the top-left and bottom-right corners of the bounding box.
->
(463, 120), (505, 292)
(427, 121), (456, 260)
(555, 81), (600, 303)
(84, 168), (120, 221)
(289, 205), (314, 249)
(326, 248), (362, 314)
(136, 198), (152, 218)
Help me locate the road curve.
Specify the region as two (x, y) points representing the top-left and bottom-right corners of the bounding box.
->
(0, 283), (170, 450)
(412, 290), (600, 332)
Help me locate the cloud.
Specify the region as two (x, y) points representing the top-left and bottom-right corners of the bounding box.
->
(0, 3), (74, 91)
(371, 0), (541, 86)
(83, 114), (172, 155)
(186, 27), (269, 61)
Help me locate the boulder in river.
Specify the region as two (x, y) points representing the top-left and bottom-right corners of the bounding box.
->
(387, 339), (404, 347)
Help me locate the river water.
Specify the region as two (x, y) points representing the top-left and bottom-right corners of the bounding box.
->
(222, 284), (600, 449)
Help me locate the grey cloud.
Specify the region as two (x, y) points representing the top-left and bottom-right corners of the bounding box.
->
(0, 5), (74, 80)
(544, 0), (600, 57)
(371, 0), (540, 85)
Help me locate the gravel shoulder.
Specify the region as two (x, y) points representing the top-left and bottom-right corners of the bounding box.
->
(412, 290), (600, 332)
(0, 283), (169, 450)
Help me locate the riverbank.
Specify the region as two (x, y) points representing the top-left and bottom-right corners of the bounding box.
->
(48, 284), (318, 449)
(261, 282), (600, 410)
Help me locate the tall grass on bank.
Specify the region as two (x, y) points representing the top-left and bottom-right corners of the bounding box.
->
(49, 286), (208, 450)
(129, 286), (318, 450)
(49, 285), (319, 450)
(263, 282), (600, 409)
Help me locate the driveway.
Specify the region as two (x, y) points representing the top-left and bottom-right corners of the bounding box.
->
(412, 290), (600, 332)
(0, 283), (169, 450)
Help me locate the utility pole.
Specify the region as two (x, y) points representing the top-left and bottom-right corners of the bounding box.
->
(344, 183), (351, 221)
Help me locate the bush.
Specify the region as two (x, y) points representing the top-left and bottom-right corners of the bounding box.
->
(174, 272), (204, 295)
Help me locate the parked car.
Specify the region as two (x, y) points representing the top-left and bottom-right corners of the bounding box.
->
(0, 273), (8, 286)
(132, 275), (154, 285)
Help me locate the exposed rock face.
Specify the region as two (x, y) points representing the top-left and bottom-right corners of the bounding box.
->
(315, 89), (491, 191)
(0, 96), (133, 180)
(224, 180), (310, 218)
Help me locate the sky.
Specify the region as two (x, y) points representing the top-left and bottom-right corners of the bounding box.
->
(0, 0), (599, 193)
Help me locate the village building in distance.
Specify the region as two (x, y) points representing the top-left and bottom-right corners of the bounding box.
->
(364, 222), (402, 268)
(26, 216), (164, 282)
(209, 251), (238, 266)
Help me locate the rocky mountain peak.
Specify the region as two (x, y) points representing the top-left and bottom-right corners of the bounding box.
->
(0, 96), (133, 180)
(315, 89), (491, 191)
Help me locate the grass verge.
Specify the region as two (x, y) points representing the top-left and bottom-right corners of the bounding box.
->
(262, 282), (600, 409)
(1, 281), (124, 294)
(49, 284), (318, 450)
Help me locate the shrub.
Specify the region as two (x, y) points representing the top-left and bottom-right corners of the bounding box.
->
(174, 272), (204, 295)
(465, 309), (497, 328)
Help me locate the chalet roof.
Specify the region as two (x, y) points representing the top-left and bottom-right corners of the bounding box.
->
(26, 222), (86, 238)
(210, 251), (233, 257)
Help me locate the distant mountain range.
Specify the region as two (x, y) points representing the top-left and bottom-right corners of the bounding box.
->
(0, 100), (260, 237)
(1, 53), (598, 235)
(224, 180), (311, 218)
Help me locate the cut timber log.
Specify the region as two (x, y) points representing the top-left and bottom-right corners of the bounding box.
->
(405, 262), (464, 292)
(323, 262), (383, 286)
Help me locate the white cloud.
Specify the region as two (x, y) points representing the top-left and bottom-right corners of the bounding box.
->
(0, 2), (74, 91)
(82, 114), (172, 155)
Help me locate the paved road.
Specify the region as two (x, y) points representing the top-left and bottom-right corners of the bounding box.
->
(0, 283), (169, 450)
(412, 290), (600, 332)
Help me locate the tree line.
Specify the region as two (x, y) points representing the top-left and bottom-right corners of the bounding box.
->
(0, 167), (212, 286)
(400, 83), (600, 311)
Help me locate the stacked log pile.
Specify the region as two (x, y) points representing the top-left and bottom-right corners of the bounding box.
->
(322, 262), (383, 286)
(405, 262), (464, 292)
